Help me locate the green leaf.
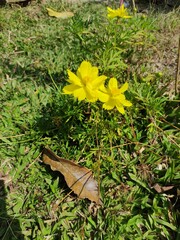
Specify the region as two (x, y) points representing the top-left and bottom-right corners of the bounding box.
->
(129, 173), (151, 192)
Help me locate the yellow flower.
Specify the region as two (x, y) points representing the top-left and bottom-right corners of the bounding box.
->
(63, 61), (107, 102)
(98, 78), (132, 114)
(107, 4), (132, 19)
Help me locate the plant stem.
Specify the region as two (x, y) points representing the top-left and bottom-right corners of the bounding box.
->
(132, 0), (136, 14)
(175, 37), (180, 94)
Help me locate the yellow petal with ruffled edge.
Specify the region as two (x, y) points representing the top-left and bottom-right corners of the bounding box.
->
(77, 61), (99, 81)
(116, 105), (125, 114)
(73, 88), (86, 101)
(103, 103), (114, 110)
(67, 70), (82, 86)
(103, 99), (116, 110)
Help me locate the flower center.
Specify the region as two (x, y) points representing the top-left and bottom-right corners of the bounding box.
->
(111, 88), (119, 96)
(83, 76), (91, 85)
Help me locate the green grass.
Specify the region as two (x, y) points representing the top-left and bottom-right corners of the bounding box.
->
(0, 1), (180, 239)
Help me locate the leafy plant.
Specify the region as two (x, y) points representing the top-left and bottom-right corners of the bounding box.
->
(0, 1), (179, 239)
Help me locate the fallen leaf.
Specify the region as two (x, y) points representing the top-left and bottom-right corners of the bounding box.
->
(153, 183), (174, 193)
(46, 7), (74, 19)
(43, 148), (102, 205)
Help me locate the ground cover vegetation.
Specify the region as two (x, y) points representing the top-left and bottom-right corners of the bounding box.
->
(0, 0), (179, 239)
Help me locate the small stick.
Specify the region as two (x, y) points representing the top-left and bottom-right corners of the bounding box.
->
(131, 0), (136, 14)
(175, 37), (180, 94)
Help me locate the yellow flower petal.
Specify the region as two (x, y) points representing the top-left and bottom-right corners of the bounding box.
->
(73, 88), (86, 101)
(99, 84), (107, 92)
(119, 82), (129, 93)
(63, 84), (80, 94)
(107, 7), (115, 15)
(85, 86), (97, 101)
(113, 94), (126, 101)
(108, 78), (118, 90)
(116, 105), (125, 114)
(107, 7), (114, 12)
(77, 61), (97, 80)
(103, 100), (116, 110)
(91, 66), (99, 80)
(122, 99), (132, 106)
(98, 91), (109, 102)
(67, 70), (82, 86)
(107, 7), (117, 18)
(103, 102), (114, 110)
(87, 96), (97, 102)
(92, 75), (107, 89)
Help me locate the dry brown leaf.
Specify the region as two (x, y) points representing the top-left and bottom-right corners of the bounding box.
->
(43, 148), (102, 205)
(153, 183), (174, 193)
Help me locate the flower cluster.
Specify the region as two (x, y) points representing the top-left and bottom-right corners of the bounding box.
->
(63, 61), (132, 114)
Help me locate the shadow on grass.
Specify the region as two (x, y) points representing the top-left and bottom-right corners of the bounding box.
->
(1, 57), (67, 86)
(35, 96), (92, 151)
(0, 180), (24, 240)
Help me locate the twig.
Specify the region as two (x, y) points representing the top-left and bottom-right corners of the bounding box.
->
(175, 37), (180, 94)
(131, 0), (136, 14)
